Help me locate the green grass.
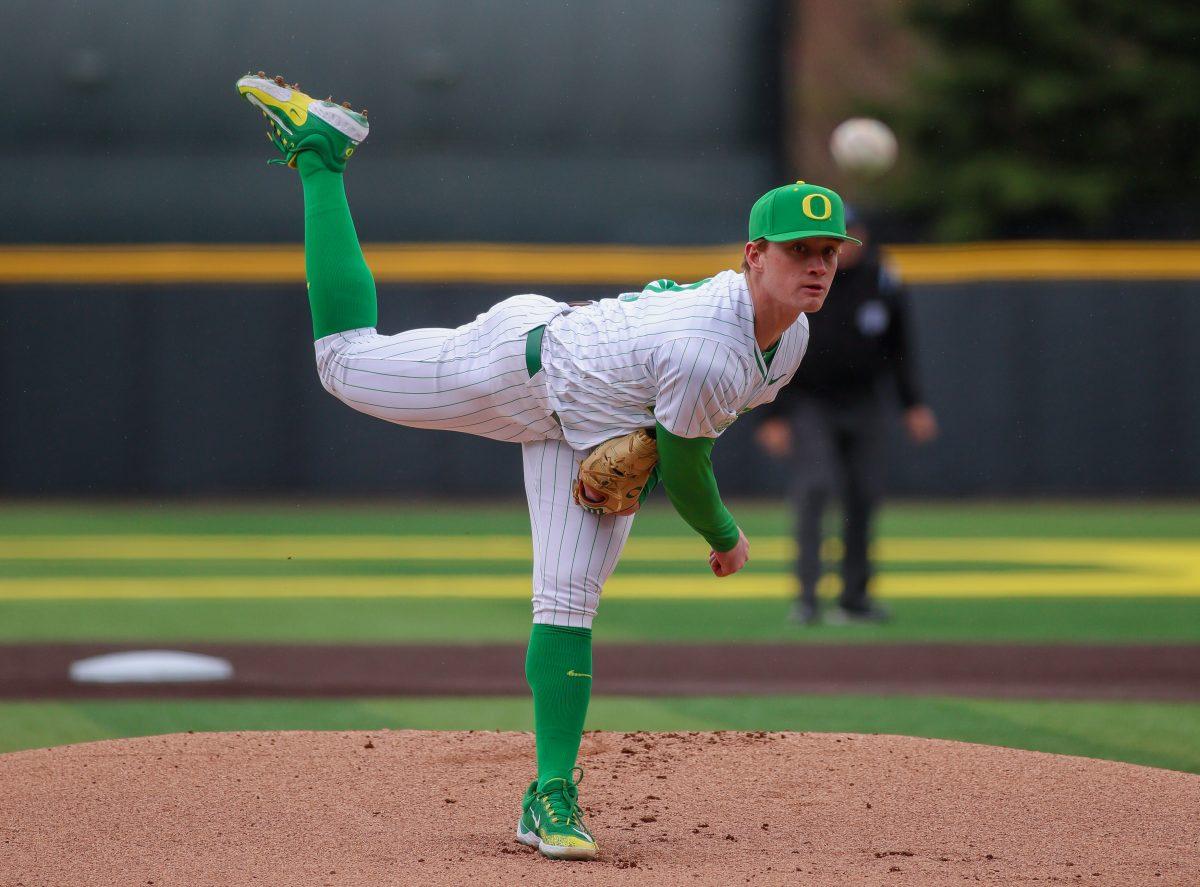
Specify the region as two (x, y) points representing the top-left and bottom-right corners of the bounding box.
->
(1, 500), (1197, 644)
(3, 501), (1194, 781)
(0, 557), (1106, 578)
(1, 595), (1197, 644)
(3, 499), (1199, 537)
(3, 695), (1198, 774)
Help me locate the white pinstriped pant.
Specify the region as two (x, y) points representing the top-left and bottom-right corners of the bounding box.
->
(314, 294), (635, 628)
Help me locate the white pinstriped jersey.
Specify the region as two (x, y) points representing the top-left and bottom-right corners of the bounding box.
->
(540, 270), (809, 450)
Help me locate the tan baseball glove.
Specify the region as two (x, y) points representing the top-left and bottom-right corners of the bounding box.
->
(573, 428), (659, 516)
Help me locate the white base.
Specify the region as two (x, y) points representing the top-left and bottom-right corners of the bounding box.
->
(69, 650), (233, 683)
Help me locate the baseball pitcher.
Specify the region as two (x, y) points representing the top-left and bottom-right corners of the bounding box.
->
(235, 73), (859, 861)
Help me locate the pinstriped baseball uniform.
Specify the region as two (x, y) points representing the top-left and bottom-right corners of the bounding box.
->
(314, 271), (809, 628)
(542, 270), (808, 447)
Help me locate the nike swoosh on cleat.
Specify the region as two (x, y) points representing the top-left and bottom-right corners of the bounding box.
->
(245, 94), (294, 135)
(530, 809), (541, 828)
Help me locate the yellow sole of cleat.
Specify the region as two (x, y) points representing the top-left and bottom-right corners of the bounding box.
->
(516, 824), (597, 861)
(237, 76), (312, 132)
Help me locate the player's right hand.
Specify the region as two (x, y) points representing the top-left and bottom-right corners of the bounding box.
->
(709, 529), (750, 577)
(754, 418), (792, 459)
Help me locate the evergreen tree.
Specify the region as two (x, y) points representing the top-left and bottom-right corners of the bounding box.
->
(896, 0), (1200, 239)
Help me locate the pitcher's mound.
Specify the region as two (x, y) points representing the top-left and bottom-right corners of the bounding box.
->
(1, 730), (1195, 886)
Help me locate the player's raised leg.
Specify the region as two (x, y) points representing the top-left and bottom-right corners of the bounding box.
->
(516, 438), (635, 860)
(235, 73), (375, 341)
(235, 72), (562, 442)
(311, 295), (563, 441)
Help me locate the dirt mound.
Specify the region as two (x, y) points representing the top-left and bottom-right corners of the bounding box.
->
(1, 730), (1195, 886)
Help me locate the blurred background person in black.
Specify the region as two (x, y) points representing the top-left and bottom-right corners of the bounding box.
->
(755, 209), (939, 626)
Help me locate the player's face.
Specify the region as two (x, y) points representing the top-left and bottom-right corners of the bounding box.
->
(754, 237), (842, 312)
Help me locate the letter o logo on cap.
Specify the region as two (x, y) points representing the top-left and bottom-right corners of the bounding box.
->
(802, 193), (832, 221)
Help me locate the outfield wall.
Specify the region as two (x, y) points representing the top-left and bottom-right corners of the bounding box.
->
(6, 2), (1196, 496)
(3, 260), (1197, 497)
(0, 0), (782, 246)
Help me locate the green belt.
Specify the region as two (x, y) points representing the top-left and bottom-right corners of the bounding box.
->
(525, 324), (562, 427)
(525, 324), (546, 377)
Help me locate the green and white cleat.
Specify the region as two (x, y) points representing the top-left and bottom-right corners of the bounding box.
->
(517, 773), (599, 861)
(235, 72), (368, 172)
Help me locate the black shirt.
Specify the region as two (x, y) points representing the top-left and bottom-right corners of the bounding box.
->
(770, 256), (922, 412)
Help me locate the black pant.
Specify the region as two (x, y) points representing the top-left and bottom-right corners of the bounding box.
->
(788, 394), (886, 610)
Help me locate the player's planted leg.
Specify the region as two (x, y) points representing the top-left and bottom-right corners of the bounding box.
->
(524, 623), (597, 857)
(516, 439), (638, 860)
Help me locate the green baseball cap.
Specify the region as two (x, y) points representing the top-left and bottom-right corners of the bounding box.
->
(748, 181), (862, 244)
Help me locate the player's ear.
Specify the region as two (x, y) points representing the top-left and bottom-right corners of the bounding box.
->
(743, 239), (767, 273)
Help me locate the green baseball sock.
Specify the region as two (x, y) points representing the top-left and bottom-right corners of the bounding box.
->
(525, 624), (592, 790)
(296, 150), (378, 340)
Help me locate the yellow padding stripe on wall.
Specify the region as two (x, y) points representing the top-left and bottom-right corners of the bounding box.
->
(887, 241), (1200, 283)
(1, 241), (1199, 285)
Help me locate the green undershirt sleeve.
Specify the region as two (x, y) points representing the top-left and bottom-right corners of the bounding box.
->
(654, 422), (740, 552)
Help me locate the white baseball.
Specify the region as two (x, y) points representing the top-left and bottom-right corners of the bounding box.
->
(829, 117), (898, 175)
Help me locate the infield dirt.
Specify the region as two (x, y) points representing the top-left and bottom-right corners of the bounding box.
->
(6, 641), (1199, 700)
(2, 730), (1196, 886)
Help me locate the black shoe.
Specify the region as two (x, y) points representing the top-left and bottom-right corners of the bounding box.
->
(788, 600), (821, 626)
(825, 602), (891, 625)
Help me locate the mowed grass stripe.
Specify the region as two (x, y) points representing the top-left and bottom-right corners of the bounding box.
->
(1, 536), (1196, 598)
(2, 695), (1199, 774)
(3, 597), (1197, 644)
(4, 535), (1198, 562)
(2, 572), (1198, 599)
(3, 502), (1199, 538)
(0, 558), (1106, 579)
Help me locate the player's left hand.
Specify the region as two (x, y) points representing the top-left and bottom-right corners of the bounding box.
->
(709, 529), (750, 577)
(904, 405), (939, 445)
